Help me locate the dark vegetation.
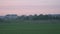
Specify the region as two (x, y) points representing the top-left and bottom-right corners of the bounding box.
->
(17, 14), (60, 20)
(0, 14), (60, 24)
(0, 14), (60, 34)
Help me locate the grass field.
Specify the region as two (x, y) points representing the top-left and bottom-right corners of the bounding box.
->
(0, 20), (60, 34)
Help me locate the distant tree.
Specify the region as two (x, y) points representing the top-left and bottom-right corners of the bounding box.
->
(0, 18), (4, 22)
(28, 15), (33, 20)
(26, 16), (29, 20)
(19, 15), (26, 20)
(38, 14), (44, 20)
(43, 15), (49, 20)
(33, 14), (38, 20)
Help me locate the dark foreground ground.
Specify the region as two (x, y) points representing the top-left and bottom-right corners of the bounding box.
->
(0, 20), (60, 34)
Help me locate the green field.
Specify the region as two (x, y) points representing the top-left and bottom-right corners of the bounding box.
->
(0, 20), (60, 34)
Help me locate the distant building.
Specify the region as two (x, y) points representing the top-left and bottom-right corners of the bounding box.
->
(48, 14), (60, 17)
(4, 14), (18, 20)
(0, 16), (5, 19)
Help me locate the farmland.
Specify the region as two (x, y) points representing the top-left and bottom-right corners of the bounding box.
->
(0, 20), (60, 34)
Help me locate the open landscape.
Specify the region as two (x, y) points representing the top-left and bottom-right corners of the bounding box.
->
(0, 0), (60, 34)
(0, 20), (60, 34)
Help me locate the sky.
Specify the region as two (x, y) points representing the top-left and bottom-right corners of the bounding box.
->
(0, 0), (60, 16)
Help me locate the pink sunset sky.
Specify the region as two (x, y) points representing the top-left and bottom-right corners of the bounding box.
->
(0, 0), (60, 16)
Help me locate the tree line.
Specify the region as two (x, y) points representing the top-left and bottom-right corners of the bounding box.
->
(0, 14), (60, 22)
(17, 14), (60, 20)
